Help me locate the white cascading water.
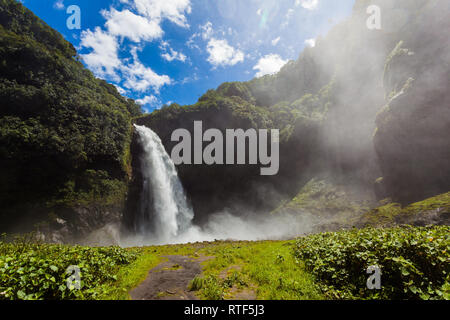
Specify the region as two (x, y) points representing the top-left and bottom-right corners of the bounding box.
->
(114, 124), (311, 247)
(134, 125), (194, 243)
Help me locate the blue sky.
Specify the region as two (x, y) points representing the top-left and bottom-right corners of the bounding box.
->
(20, 0), (355, 113)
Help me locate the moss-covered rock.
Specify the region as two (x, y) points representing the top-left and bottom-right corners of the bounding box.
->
(273, 177), (377, 232)
(357, 201), (403, 228)
(358, 192), (450, 228)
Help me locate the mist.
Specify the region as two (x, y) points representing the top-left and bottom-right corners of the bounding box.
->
(26, 0), (449, 246)
(115, 1), (449, 248)
(83, 209), (316, 248)
(112, 123), (318, 248)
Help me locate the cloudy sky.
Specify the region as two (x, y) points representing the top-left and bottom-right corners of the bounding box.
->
(21, 0), (355, 112)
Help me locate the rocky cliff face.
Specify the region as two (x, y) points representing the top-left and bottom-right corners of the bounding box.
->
(374, 2), (450, 203)
(1, 0), (448, 239)
(129, 0), (449, 229)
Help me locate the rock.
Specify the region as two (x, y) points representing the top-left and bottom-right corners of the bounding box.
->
(373, 4), (450, 204)
(357, 192), (450, 228)
(34, 204), (124, 244)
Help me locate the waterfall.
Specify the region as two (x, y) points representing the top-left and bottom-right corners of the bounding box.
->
(133, 125), (194, 243)
(124, 125), (307, 248)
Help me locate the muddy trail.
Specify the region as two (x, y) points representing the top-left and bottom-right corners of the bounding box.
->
(130, 255), (211, 300)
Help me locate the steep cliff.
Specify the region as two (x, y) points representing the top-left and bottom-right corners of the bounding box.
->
(128, 0), (449, 229)
(1, 0), (448, 239)
(374, 4), (450, 203)
(0, 0), (141, 241)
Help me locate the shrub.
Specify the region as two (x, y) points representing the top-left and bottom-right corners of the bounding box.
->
(0, 235), (137, 300)
(293, 226), (450, 300)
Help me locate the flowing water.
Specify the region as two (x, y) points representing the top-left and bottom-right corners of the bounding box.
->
(119, 124), (313, 247)
(133, 125), (194, 243)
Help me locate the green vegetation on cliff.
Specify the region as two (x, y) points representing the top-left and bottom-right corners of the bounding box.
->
(133, 0), (449, 225)
(132, 72), (335, 224)
(0, 0), (141, 232)
(0, 0), (448, 240)
(275, 178), (374, 218)
(360, 192), (450, 227)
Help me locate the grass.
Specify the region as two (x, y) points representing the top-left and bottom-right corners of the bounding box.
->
(92, 240), (324, 300)
(239, 241), (323, 300)
(189, 240), (324, 300)
(96, 248), (162, 300)
(3, 225), (449, 300)
(401, 192), (450, 216)
(96, 243), (208, 300)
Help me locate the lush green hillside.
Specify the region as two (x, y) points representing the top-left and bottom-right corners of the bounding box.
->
(0, 0), (447, 302)
(0, 0), (141, 240)
(0, 0), (448, 239)
(132, 68), (334, 225)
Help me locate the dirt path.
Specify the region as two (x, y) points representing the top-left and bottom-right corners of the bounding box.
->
(130, 255), (210, 300)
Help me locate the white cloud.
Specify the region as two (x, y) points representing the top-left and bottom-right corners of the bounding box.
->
(186, 36), (200, 50)
(102, 8), (163, 42)
(295, 0), (319, 10)
(53, 0), (64, 10)
(286, 8), (295, 18)
(161, 50), (186, 62)
(80, 1), (186, 95)
(206, 38), (244, 67)
(180, 73), (199, 84)
(80, 27), (121, 80)
(253, 54), (288, 77)
(304, 38), (316, 47)
(271, 36), (281, 46)
(186, 21), (214, 51)
(160, 41), (187, 62)
(136, 95), (162, 112)
(200, 21), (213, 40)
(133, 0), (192, 28)
(121, 48), (171, 92)
(136, 95), (158, 105)
(282, 8), (295, 28)
(114, 85), (127, 95)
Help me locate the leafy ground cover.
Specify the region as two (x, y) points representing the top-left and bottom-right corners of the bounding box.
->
(294, 226), (450, 300)
(0, 234), (138, 300)
(2, 226), (449, 300)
